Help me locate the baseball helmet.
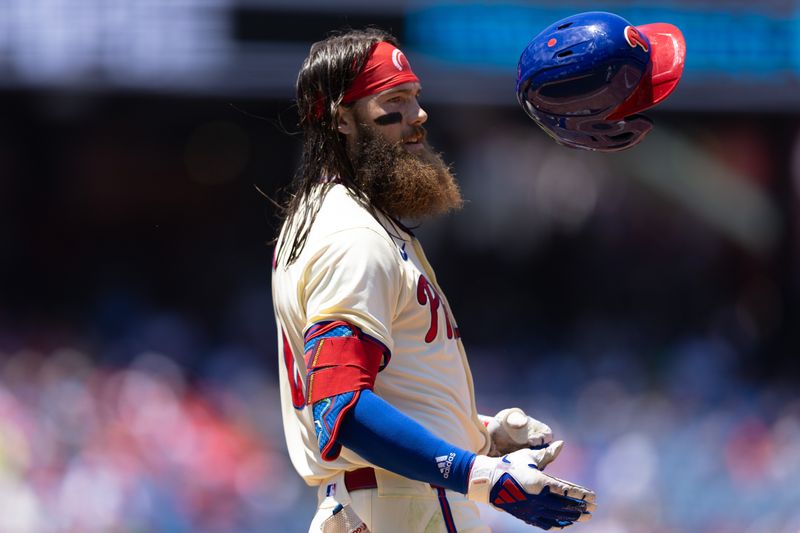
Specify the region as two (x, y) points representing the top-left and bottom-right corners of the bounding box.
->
(516, 11), (686, 152)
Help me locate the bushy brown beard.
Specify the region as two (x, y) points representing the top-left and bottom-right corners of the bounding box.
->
(350, 123), (463, 220)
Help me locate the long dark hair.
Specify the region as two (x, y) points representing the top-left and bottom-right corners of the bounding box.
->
(277, 28), (398, 266)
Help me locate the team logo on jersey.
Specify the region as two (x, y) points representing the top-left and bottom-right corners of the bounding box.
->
(436, 453), (456, 479)
(417, 274), (459, 343)
(624, 26), (649, 52)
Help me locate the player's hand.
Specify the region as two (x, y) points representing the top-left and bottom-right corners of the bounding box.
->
(480, 408), (554, 457)
(467, 445), (596, 530)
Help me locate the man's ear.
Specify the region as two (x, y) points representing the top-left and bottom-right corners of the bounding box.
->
(336, 105), (356, 136)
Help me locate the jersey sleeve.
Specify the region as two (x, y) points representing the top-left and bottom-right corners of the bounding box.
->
(301, 227), (400, 354)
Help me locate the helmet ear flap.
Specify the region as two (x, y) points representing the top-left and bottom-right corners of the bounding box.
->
(577, 114), (653, 139)
(589, 114), (653, 152)
(534, 113), (653, 152)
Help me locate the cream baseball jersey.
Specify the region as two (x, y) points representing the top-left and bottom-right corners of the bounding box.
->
(272, 183), (490, 484)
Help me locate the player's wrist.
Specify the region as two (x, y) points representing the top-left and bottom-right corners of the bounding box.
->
(435, 449), (476, 494)
(466, 454), (496, 503)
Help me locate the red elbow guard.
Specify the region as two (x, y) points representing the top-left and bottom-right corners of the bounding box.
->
(305, 334), (385, 405)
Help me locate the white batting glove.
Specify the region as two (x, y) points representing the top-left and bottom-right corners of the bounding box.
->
(480, 407), (554, 457)
(467, 444), (596, 530)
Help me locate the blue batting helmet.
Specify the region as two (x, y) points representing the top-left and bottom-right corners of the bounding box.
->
(516, 11), (686, 152)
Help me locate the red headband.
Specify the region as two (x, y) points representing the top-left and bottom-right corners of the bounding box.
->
(342, 41), (420, 104)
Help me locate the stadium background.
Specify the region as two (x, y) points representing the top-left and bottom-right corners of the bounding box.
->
(1, 0), (800, 531)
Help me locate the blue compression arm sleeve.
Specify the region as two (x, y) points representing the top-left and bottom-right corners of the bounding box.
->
(337, 389), (476, 493)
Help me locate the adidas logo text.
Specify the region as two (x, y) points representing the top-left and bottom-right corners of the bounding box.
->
(436, 452), (456, 479)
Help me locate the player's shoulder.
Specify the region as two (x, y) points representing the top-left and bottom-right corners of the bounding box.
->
(316, 183), (375, 226)
(276, 183), (411, 271)
(313, 183), (401, 245)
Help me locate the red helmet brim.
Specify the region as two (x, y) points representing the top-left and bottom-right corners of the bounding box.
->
(607, 23), (686, 120)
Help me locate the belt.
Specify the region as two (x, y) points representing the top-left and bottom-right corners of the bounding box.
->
(343, 468), (444, 492)
(344, 467), (378, 491)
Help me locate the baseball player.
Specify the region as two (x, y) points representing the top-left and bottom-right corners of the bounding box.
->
(272, 28), (596, 532)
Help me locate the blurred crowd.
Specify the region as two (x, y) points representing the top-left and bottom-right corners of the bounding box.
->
(470, 337), (800, 533)
(0, 318), (798, 532)
(0, 344), (307, 532)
